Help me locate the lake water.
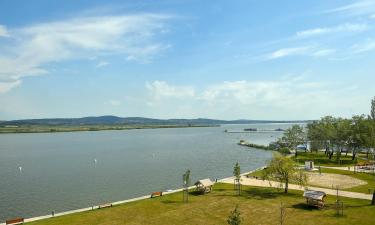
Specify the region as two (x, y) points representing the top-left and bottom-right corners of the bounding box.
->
(0, 123), (296, 221)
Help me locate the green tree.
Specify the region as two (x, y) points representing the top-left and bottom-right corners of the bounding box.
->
(263, 153), (307, 193)
(227, 205), (242, 225)
(320, 116), (337, 158)
(350, 115), (375, 160)
(233, 162), (241, 195)
(278, 125), (305, 151)
(331, 118), (351, 162)
(233, 162), (241, 179)
(307, 121), (325, 152)
(182, 169), (190, 203)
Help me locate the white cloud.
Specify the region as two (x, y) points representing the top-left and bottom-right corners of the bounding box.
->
(96, 61), (109, 68)
(0, 25), (9, 37)
(268, 46), (311, 59)
(146, 81), (195, 100)
(0, 13), (171, 93)
(266, 46), (334, 59)
(327, 0), (375, 15)
(143, 78), (366, 120)
(296, 23), (368, 38)
(311, 49), (336, 57)
(350, 40), (375, 53)
(200, 80), (314, 106)
(0, 80), (21, 93)
(108, 100), (121, 106)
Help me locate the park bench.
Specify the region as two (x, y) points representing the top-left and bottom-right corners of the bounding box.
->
(98, 203), (112, 209)
(6, 218), (24, 225)
(151, 191), (163, 198)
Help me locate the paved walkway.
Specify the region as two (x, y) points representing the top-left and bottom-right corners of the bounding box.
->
(321, 166), (375, 173)
(219, 176), (373, 200)
(0, 186), (196, 225)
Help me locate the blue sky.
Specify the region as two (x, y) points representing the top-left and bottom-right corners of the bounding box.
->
(0, 0), (375, 120)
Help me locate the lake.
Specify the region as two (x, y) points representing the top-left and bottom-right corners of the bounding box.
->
(0, 123), (296, 221)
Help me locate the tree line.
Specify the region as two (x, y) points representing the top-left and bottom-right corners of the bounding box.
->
(277, 96), (375, 162)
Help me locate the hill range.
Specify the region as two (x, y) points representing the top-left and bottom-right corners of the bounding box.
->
(0, 116), (310, 126)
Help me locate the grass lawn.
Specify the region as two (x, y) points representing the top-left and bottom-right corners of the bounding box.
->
(292, 152), (365, 166)
(28, 183), (374, 225)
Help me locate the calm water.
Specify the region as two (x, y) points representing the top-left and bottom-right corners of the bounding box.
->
(0, 123), (295, 221)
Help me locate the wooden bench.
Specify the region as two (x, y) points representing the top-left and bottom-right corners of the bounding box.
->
(6, 218), (24, 225)
(151, 191), (163, 198)
(98, 203), (112, 209)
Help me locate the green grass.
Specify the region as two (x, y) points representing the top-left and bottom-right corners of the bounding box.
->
(27, 183), (374, 225)
(293, 152), (365, 166)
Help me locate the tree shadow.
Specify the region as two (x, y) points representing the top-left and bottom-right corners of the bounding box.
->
(160, 199), (180, 204)
(189, 190), (205, 196)
(291, 203), (320, 211)
(242, 188), (283, 200)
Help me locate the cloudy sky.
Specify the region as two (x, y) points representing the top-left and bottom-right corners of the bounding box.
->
(0, 0), (375, 120)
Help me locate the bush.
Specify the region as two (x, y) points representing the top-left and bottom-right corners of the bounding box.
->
(278, 147), (291, 154)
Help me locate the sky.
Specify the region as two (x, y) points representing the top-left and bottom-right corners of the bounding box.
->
(0, 0), (375, 120)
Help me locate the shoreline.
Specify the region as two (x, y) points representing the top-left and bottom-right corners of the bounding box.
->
(0, 167), (265, 225)
(0, 124), (218, 134)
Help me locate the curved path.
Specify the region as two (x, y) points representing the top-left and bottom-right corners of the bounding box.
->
(321, 166), (375, 174)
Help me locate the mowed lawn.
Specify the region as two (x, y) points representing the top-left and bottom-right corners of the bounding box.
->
(292, 152), (366, 166)
(28, 183), (374, 225)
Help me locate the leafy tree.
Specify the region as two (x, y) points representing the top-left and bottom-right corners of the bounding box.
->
(278, 125), (305, 150)
(233, 162), (241, 179)
(233, 162), (241, 195)
(331, 118), (351, 162)
(307, 121), (326, 152)
(320, 116), (336, 158)
(305, 97), (375, 162)
(227, 205), (242, 225)
(182, 169), (190, 202)
(263, 153), (307, 193)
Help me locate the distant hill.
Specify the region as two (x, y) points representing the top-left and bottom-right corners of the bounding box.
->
(0, 116), (311, 126)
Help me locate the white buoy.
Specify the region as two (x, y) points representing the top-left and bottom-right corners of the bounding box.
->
(94, 159), (97, 164)
(18, 166), (22, 172)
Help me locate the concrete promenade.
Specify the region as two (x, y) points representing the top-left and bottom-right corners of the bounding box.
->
(0, 186), (196, 225)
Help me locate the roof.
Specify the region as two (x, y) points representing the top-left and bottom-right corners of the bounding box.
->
(194, 178), (214, 187)
(303, 190), (326, 201)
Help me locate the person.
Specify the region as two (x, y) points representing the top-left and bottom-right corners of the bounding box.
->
(52, 210), (55, 216)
